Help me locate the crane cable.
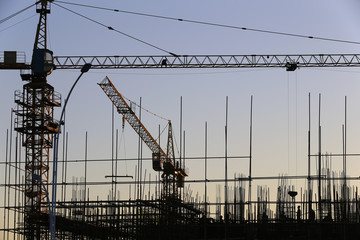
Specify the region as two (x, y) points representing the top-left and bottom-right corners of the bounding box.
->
(122, 94), (169, 122)
(0, 1), (39, 25)
(172, 131), (181, 158)
(0, 14), (37, 33)
(52, 2), (178, 56)
(54, 0), (360, 45)
(155, 123), (169, 142)
(119, 129), (128, 176)
(121, 95), (175, 154)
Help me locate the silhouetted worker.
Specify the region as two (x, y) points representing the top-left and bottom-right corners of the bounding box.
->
(262, 211), (268, 223)
(297, 206), (301, 222)
(161, 58), (168, 67)
(309, 208), (315, 222)
(279, 210), (286, 222)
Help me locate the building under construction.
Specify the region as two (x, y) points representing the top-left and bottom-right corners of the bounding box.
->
(2, 76), (360, 239)
(2, 1), (360, 240)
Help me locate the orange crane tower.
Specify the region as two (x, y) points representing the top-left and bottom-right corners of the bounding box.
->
(98, 76), (187, 199)
(10, 1), (59, 239)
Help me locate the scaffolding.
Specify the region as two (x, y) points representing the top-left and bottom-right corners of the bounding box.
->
(2, 90), (360, 239)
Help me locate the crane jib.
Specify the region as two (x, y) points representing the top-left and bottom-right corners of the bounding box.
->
(3, 54), (360, 71)
(51, 54), (360, 70)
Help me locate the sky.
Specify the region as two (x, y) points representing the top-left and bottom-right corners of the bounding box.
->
(1, 0), (360, 219)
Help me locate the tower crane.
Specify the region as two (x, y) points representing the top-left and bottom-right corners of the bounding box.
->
(4, 1), (60, 239)
(1, 1), (360, 239)
(98, 76), (187, 199)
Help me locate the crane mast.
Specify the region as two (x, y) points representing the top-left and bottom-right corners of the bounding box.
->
(98, 76), (187, 199)
(33, 0), (49, 50)
(13, 1), (59, 239)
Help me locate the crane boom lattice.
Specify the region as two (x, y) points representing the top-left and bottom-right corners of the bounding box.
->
(3, 54), (360, 71)
(52, 54), (360, 70)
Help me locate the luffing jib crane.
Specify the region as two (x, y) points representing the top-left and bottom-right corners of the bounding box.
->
(98, 76), (187, 199)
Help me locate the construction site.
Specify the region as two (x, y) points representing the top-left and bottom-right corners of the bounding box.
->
(2, 1), (360, 240)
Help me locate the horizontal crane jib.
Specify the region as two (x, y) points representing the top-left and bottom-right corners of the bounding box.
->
(3, 54), (360, 70)
(52, 54), (360, 69)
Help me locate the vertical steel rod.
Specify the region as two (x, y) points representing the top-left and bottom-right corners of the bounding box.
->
(180, 96), (183, 169)
(112, 104), (114, 200)
(13, 134), (18, 240)
(180, 96), (183, 200)
(183, 131), (186, 171)
(158, 124), (161, 199)
(17, 130), (22, 240)
(225, 96), (229, 227)
(115, 129), (118, 200)
(64, 132), (68, 202)
(344, 96), (347, 219)
(205, 121), (208, 217)
(138, 97), (143, 200)
(204, 121), (208, 239)
(249, 96), (253, 222)
(318, 94), (322, 220)
(308, 93), (311, 220)
(3, 129), (8, 240)
(183, 130), (186, 202)
(84, 131), (88, 198)
(7, 109), (13, 240)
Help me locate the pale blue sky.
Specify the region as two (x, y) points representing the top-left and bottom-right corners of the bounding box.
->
(1, 0), (360, 208)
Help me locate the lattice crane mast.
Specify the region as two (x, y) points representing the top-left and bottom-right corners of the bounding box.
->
(98, 76), (187, 199)
(9, 1), (60, 239)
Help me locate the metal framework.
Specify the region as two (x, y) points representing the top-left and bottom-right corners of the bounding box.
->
(3, 54), (360, 70)
(14, 82), (60, 239)
(33, 2), (51, 50)
(51, 54), (360, 70)
(11, 1), (59, 239)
